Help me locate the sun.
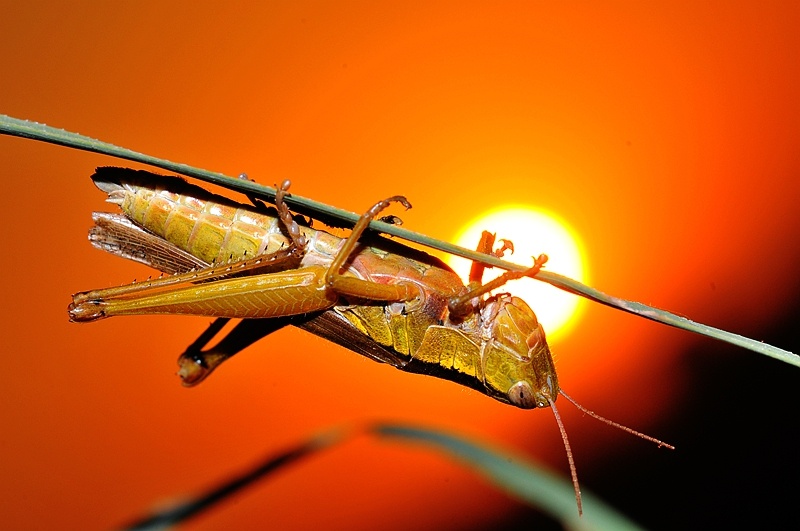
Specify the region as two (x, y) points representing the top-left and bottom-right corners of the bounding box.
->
(447, 206), (587, 341)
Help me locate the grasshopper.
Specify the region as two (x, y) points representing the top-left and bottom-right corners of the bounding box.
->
(69, 167), (670, 513)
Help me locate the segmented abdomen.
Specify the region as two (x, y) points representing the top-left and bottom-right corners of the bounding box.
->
(110, 181), (348, 270)
(119, 185), (290, 264)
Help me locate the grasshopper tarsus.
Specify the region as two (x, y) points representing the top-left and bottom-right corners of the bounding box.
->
(177, 350), (225, 387)
(493, 238), (514, 257)
(67, 299), (106, 323)
(389, 195), (412, 211)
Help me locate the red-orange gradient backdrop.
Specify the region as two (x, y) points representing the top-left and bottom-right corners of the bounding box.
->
(1, 2), (798, 530)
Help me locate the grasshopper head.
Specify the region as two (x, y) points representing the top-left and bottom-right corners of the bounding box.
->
(481, 295), (558, 409)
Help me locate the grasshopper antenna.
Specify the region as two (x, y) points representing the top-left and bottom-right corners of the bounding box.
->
(560, 390), (675, 449)
(548, 397), (582, 516)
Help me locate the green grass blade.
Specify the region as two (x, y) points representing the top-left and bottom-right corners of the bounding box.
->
(371, 423), (644, 531)
(539, 270), (800, 368)
(1, 114), (797, 368)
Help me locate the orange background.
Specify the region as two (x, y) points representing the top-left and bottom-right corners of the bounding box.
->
(1, 2), (798, 529)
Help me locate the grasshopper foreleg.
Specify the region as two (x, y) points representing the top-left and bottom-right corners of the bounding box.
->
(449, 248), (548, 319)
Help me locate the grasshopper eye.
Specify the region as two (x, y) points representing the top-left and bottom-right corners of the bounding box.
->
(508, 381), (537, 409)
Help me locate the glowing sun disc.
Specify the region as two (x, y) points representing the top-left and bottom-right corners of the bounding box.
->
(447, 207), (587, 341)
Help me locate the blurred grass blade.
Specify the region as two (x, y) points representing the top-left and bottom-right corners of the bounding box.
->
(371, 423), (643, 531)
(1, 114), (797, 368)
(119, 428), (349, 530)
(117, 423), (640, 530)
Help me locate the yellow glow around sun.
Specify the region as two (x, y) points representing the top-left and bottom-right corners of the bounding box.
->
(447, 206), (587, 341)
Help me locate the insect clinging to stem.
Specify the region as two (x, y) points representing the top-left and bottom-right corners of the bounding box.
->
(69, 167), (673, 514)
